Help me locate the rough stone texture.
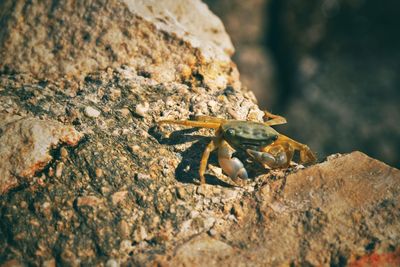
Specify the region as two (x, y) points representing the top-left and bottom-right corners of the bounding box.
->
(0, 0), (237, 89)
(0, 114), (82, 194)
(0, 1), (399, 266)
(167, 152), (400, 266)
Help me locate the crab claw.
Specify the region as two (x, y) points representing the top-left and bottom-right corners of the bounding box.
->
(218, 142), (248, 180)
(246, 149), (288, 168)
(219, 156), (248, 180)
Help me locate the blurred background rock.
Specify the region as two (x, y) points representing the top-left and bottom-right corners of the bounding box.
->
(205, 0), (400, 167)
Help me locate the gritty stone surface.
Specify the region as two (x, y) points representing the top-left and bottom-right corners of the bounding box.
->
(0, 113), (82, 194)
(0, 0), (237, 89)
(123, 0), (234, 61)
(170, 234), (234, 266)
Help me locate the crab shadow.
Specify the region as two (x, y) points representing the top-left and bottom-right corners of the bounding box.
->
(150, 127), (235, 187)
(150, 127), (265, 186)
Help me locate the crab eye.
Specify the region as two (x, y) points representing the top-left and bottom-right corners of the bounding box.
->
(272, 135), (278, 141)
(226, 128), (236, 136)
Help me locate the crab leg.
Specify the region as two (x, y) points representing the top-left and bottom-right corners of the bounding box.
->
(193, 115), (227, 124)
(158, 120), (221, 129)
(218, 140), (248, 180)
(275, 134), (317, 164)
(199, 135), (222, 184)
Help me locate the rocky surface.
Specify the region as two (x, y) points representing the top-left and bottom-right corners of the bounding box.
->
(0, 0), (399, 266)
(0, 114), (82, 194)
(0, 0), (237, 89)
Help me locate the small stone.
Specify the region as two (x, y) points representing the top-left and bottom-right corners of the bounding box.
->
(208, 228), (217, 237)
(118, 108), (131, 117)
(111, 190), (128, 205)
(259, 184), (272, 202)
(1, 259), (23, 267)
(84, 106), (101, 118)
(211, 197), (220, 204)
(176, 186), (187, 200)
(109, 89), (121, 100)
(177, 64), (192, 80)
(232, 203), (244, 220)
(95, 168), (103, 178)
(136, 173), (150, 180)
(105, 259), (119, 267)
(20, 201), (28, 209)
(60, 147), (69, 162)
(129, 145), (140, 153)
(118, 220), (130, 238)
(55, 162), (64, 178)
(207, 100), (219, 113)
(134, 226), (148, 242)
(135, 102), (149, 117)
(42, 258), (56, 267)
(190, 210), (199, 218)
(76, 196), (103, 207)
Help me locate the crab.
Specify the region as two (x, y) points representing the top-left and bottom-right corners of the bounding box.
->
(158, 111), (316, 184)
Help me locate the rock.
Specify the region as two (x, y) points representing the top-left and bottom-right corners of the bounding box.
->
(170, 234), (234, 266)
(111, 190), (128, 205)
(0, 114), (82, 194)
(134, 102), (149, 117)
(213, 152), (400, 266)
(84, 106), (101, 118)
(0, 0), (237, 89)
(76, 196), (104, 207)
(0, 0), (399, 266)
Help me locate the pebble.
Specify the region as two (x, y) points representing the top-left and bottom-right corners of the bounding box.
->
(109, 89), (121, 100)
(95, 168), (103, 178)
(55, 162), (64, 178)
(190, 210), (200, 218)
(136, 173), (150, 180)
(135, 102), (149, 117)
(118, 220), (130, 238)
(208, 228), (217, 237)
(118, 108), (131, 117)
(76, 196), (103, 207)
(42, 258), (56, 267)
(111, 190), (128, 205)
(60, 147), (69, 162)
(84, 106), (101, 118)
(211, 197), (220, 204)
(232, 203), (244, 220)
(176, 186), (187, 200)
(105, 259), (119, 267)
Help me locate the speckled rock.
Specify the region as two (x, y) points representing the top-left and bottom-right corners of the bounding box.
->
(0, 1), (399, 266)
(0, 0), (237, 90)
(0, 113), (82, 194)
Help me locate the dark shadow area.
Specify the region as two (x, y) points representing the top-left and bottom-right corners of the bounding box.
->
(150, 127), (236, 187)
(267, 0), (296, 113)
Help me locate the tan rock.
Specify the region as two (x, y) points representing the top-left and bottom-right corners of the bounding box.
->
(0, 113), (82, 194)
(0, 0), (237, 89)
(170, 233), (234, 266)
(76, 196), (104, 207)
